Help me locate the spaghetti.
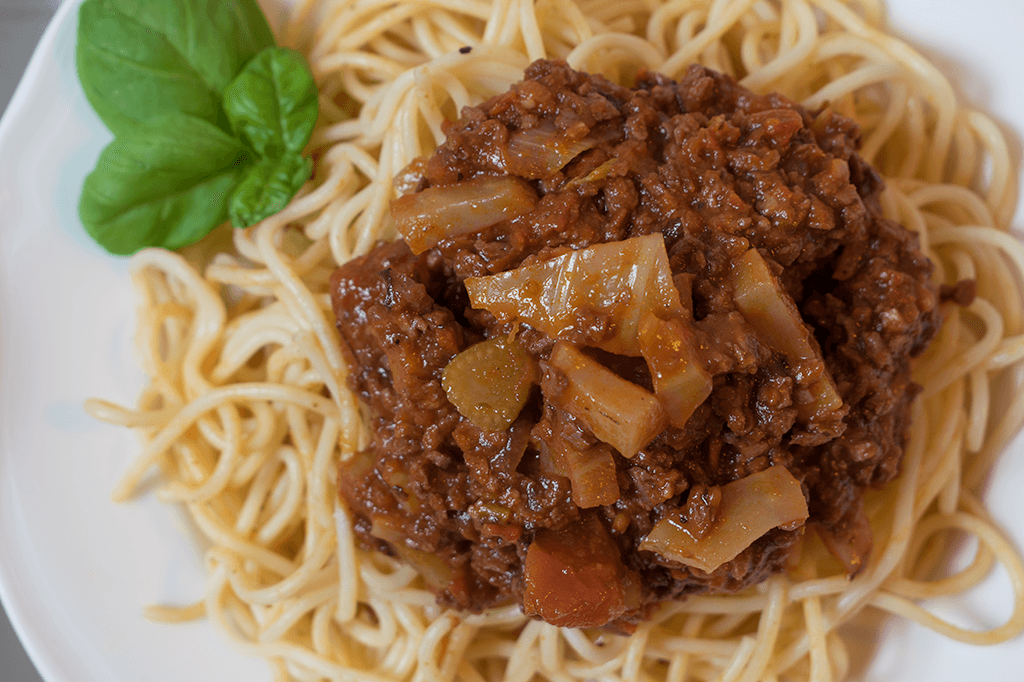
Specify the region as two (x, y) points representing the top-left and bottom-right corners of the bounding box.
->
(85, 0), (1024, 680)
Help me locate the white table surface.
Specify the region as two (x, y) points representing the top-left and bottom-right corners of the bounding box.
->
(0, 2), (61, 679)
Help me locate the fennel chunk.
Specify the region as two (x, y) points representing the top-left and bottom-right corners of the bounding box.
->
(391, 175), (537, 254)
(639, 465), (809, 573)
(442, 336), (536, 432)
(465, 234), (682, 355)
(638, 312), (712, 428)
(730, 248), (845, 428)
(547, 342), (667, 458)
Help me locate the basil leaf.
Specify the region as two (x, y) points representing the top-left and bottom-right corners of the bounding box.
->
(229, 152), (312, 228)
(223, 47), (319, 158)
(79, 114), (250, 255)
(76, 0), (275, 135)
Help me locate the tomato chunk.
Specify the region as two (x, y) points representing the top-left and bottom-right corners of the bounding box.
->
(523, 514), (638, 628)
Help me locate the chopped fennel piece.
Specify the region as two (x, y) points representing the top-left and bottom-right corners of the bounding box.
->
(638, 312), (712, 428)
(554, 443), (620, 508)
(465, 234), (682, 356)
(547, 342), (666, 458)
(505, 122), (617, 179)
(391, 175), (537, 254)
(523, 515), (639, 628)
(442, 336), (535, 431)
(639, 465), (808, 574)
(371, 516), (453, 590)
(730, 248), (844, 421)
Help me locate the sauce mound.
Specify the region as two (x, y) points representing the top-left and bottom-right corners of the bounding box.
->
(329, 60), (940, 628)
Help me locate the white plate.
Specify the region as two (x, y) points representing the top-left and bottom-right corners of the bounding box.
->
(0, 1), (1021, 681)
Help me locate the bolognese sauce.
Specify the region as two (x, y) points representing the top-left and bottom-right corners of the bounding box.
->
(329, 60), (943, 628)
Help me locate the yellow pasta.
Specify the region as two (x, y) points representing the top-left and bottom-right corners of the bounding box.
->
(86, 1), (1024, 680)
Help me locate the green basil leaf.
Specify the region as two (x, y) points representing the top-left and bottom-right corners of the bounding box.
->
(223, 47), (319, 158)
(229, 152), (312, 228)
(79, 113), (250, 255)
(76, 0), (275, 135)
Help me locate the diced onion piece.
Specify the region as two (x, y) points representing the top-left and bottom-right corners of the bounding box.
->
(730, 248), (843, 419)
(391, 175), (537, 254)
(442, 336), (535, 431)
(338, 448), (376, 481)
(639, 465), (808, 574)
(523, 515), (639, 628)
(638, 313), (712, 428)
(563, 158), (619, 190)
(370, 515), (405, 545)
(548, 342), (666, 458)
(466, 234), (682, 356)
(555, 443), (620, 508)
(506, 123), (615, 179)
(730, 248), (814, 373)
(382, 469), (422, 514)
(475, 501), (513, 524)
(393, 546), (453, 591)
(797, 375), (845, 423)
(371, 516), (453, 590)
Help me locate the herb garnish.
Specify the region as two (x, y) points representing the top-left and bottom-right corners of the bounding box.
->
(75, 0), (319, 255)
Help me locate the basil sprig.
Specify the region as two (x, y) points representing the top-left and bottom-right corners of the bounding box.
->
(76, 0), (319, 255)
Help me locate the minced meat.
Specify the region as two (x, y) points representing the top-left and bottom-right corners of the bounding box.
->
(329, 60), (942, 628)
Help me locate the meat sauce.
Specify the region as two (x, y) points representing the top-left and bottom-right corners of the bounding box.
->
(329, 60), (943, 628)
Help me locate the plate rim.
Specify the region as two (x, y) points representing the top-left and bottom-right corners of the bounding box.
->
(0, 4), (93, 680)
(0, 2), (1022, 681)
